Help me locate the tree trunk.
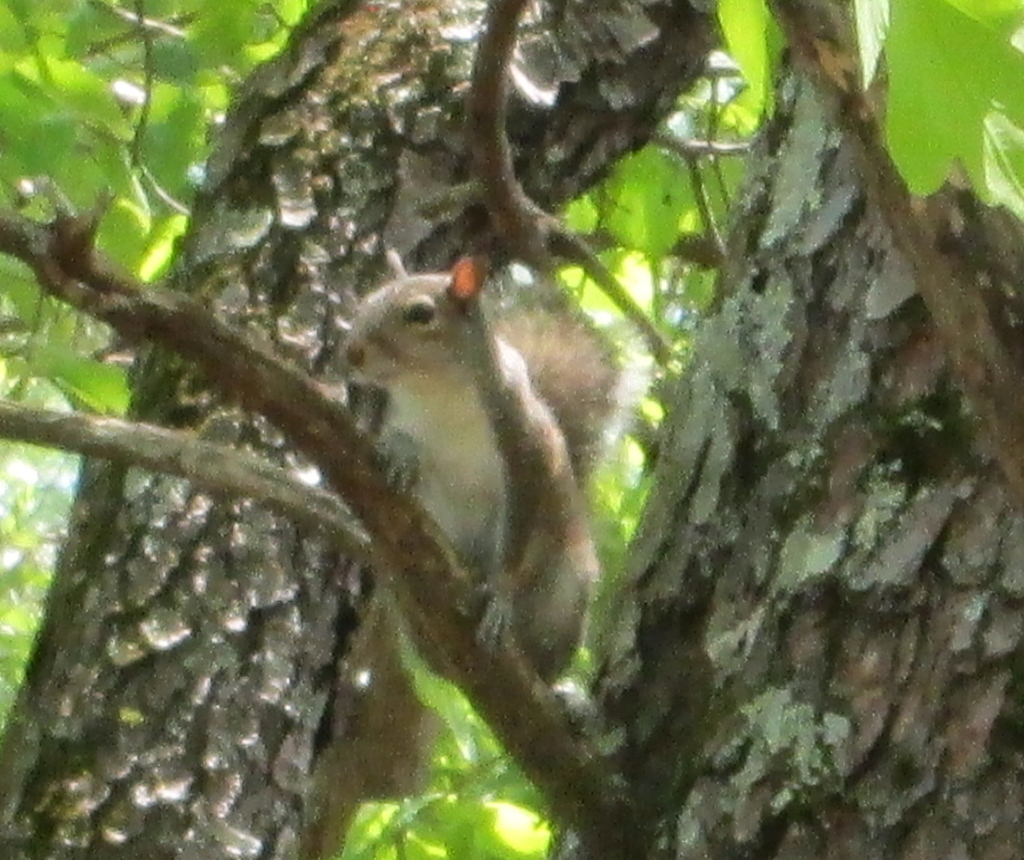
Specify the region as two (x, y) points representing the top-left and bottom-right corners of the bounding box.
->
(6, 2), (1016, 858)
(594, 73), (1024, 859)
(0, 2), (713, 858)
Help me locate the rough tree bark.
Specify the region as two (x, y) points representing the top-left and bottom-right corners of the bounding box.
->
(594, 67), (1024, 860)
(0, 2), (713, 858)
(5, 0), (1017, 857)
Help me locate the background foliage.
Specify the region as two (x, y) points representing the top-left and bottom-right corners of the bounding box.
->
(2, 0), (1024, 858)
(0, 0), (308, 732)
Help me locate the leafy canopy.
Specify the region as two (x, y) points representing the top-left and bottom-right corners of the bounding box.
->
(719, 0), (1024, 218)
(6, 0), (1021, 858)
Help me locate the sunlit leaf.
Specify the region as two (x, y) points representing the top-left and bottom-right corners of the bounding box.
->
(98, 197), (154, 272)
(563, 195), (598, 234)
(718, 0), (775, 116)
(984, 111), (1024, 220)
(190, 0), (257, 69)
(41, 57), (133, 136)
(139, 215), (190, 282)
(63, 4), (123, 61)
(602, 149), (692, 257)
(887, 0), (1024, 194)
(0, 3), (28, 53)
(944, 0), (1024, 25)
(484, 801), (550, 856)
(30, 344), (129, 415)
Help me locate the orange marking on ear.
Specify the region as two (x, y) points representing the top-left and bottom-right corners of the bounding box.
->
(450, 257), (487, 304)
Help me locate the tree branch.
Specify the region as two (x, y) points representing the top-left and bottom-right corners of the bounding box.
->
(0, 207), (640, 856)
(547, 230), (672, 362)
(467, 0), (672, 363)
(653, 133), (727, 261)
(0, 401), (372, 560)
(466, 0), (541, 261)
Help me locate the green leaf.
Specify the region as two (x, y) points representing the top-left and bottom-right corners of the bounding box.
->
(341, 803), (400, 860)
(30, 344), (129, 415)
(718, 0), (774, 117)
(276, 0), (312, 26)
(0, 3), (29, 53)
(0, 602), (39, 636)
(561, 250), (654, 318)
(483, 801), (550, 856)
(887, 0), (1024, 194)
(190, 0), (257, 69)
(139, 215), (189, 282)
(563, 195), (598, 234)
(984, 111), (1024, 220)
(602, 148), (691, 257)
(63, 4), (124, 61)
(0, 71), (74, 176)
(139, 85), (205, 202)
(3, 0), (36, 31)
(97, 198), (153, 274)
(151, 39), (202, 85)
(18, 56), (131, 137)
(0, 257), (42, 324)
(944, 0), (1024, 24)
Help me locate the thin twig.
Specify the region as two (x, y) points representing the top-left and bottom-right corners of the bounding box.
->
(705, 81), (734, 211)
(140, 163), (191, 216)
(131, 0), (155, 167)
(654, 133), (729, 260)
(88, 0), (187, 38)
(686, 157), (725, 261)
(547, 229), (671, 362)
(654, 134), (751, 158)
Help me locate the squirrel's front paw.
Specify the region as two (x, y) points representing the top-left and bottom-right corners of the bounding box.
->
(378, 432), (420, 491)
(552, 679), (603, 739)
(477, 591), (513, 653)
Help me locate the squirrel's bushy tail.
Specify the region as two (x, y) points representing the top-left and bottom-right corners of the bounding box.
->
(496, 306), (634, 483)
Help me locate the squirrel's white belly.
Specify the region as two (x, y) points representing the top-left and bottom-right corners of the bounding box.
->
(387, 387), (505, 574)
(416, 445), (504, 571)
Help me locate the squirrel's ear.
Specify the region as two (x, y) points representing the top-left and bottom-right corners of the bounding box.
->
(385, 249), (408, 279)
(449, 257), (487, 305)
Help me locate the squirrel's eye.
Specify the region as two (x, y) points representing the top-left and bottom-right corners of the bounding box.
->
(402, 299), (436, 326)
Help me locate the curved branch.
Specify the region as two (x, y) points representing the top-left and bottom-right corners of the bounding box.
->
(466, 0), (541, 261)
(467, 0), (672, 363)
(0, 207), (640, 855)
(0, 401), (372, 560)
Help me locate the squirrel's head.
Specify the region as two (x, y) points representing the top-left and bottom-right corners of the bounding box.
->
(344, 256), (488, 392)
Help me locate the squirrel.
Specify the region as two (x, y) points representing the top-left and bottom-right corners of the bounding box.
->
(301, 253), (625, 859)
(343, 252), (623, 679)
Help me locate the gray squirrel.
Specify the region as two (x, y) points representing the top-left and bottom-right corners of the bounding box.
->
(302, 254), (628, 858)
(344, 252), (624, 678)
